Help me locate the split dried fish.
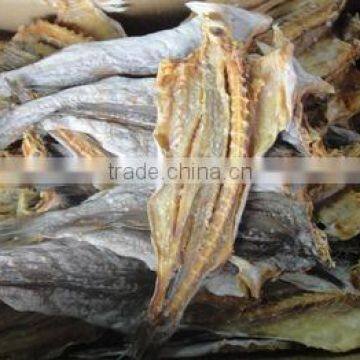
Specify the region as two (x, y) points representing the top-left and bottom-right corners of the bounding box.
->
(0, 2), (271, 99)
(0, 20), (92, 72)
(298, 35), (360, 82)
(144, 15), (251, 352)
(124, 17), (332, 354)
(257, 0), (346, 52)
(48, 0), (126, 40)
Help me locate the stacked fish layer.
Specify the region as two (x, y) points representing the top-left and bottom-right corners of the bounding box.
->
(0, 1), (359, 359)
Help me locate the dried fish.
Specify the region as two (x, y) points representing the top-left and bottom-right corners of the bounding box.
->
(48, 0), (126, 39)
(257, 0), (346, 51)
(22, 129), (48, 157)
(0, 184), (152, 245)
(0, 2), (271, 99)
(0, 76), (156, 149)
(0, 302), (102, 360)
(315, 186), (360, 241)
(131, 17), (333, 356)
(0, 239), (155, 332)
(144, 14), (251, 353)
(48, 129), (111, 157)
(185, 291), (360, 353)
(0, 187), (40, 219)
(0, 20), (92, 72)
(232, 190), (334, 298)
(41, 115), (157, 158)
(327, 88), (360, 126)
(343, 13), (360, 42)
(298, 35), (360, 82)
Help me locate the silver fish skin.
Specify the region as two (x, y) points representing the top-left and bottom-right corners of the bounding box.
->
(0, 2), (271, 99)
(0, 184), (153, 244)
(40, 115), (157, 158)
(0, 76), (156, 149)
(0, 239), (154, 332)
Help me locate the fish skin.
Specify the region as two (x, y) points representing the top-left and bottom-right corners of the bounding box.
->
(0, 76), (156, 149)
(0, 2), (271, 99)
(0, 184), (153, 245)
(0, 239), (155, 332)
(41, 115), (157, 158)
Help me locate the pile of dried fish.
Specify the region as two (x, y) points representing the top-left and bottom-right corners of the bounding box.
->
(0, 0), (359, 359)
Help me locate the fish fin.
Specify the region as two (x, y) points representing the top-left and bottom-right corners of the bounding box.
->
(187, 1), (272, 45)
(230, 256), (280, 298)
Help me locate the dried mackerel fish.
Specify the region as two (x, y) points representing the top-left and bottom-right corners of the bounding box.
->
(0, 2), (271, 99)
